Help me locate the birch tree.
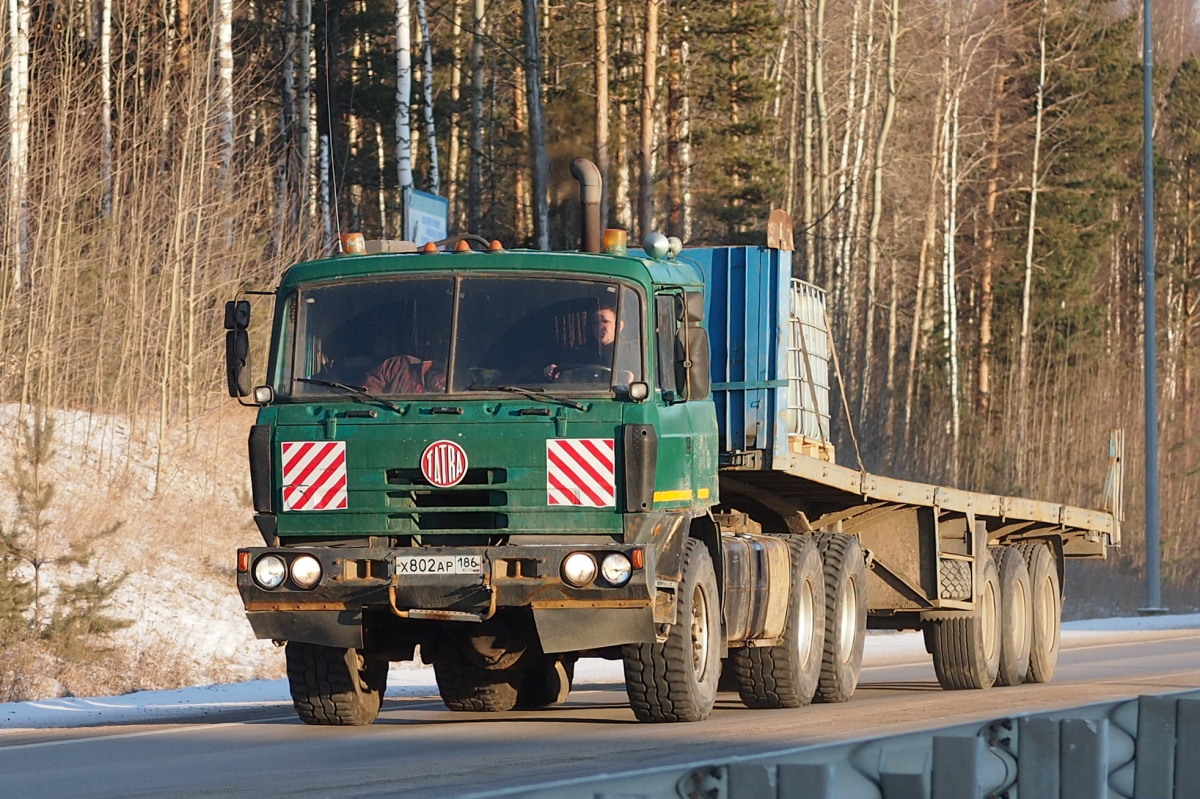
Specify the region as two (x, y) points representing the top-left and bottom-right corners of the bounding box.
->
(6, 0), (31, 291)
(1017, 0), (1049, 484)
(396, 0), (413, 238)
(523, 0), (550, 249)
(638, 0), (660, 240)
(416, 0), (440, 196)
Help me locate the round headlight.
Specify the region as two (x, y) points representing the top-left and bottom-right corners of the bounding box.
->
(561, 552), (598, 587)
(290, 554), (322, 589)
(253, 554), (287, 589)
(601, 553), (633, 587)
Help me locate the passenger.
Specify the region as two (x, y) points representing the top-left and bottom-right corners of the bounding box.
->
(363, 354), (446, 394)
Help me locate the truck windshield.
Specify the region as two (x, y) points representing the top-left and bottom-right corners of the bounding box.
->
(281, 274), (643, 397)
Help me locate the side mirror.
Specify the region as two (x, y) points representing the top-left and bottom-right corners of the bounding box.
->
(226, 329), (250, 397)
(224, 300), (250, 330)
(675, 327), (711, 401)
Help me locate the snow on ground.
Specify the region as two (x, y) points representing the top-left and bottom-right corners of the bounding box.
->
(2, 614), (1197, 733)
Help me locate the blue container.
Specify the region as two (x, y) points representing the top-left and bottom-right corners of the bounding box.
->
(683, 246), (831, 468)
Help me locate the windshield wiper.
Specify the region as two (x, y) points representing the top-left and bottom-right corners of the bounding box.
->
(294, 378), (404, 413)
(468, 384), (585, 411)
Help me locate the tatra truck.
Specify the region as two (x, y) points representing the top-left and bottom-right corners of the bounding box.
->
(226, 158), (1121, 725)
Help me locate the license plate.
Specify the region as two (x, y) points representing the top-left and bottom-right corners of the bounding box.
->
(395, 554), (483, 576)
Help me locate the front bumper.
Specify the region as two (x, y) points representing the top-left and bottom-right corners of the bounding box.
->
(237, 543), (658, 652)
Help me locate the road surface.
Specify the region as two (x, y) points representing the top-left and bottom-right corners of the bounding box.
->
(2, 629), (1198, 799)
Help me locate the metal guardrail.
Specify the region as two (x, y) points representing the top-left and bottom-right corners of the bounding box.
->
(463, 688), (1200, 799)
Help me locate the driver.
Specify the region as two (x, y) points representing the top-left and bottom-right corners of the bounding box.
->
(544, 305), (635, 385)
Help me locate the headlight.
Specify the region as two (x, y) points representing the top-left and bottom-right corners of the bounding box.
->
(561, 552), (598, 587)
(253, 554), (287, 589)
(290, 554), (322, 589)
(601, 553), (633, 587)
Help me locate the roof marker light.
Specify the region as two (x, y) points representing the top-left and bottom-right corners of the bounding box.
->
(455, 240), (472, 252)
(602, 229), (627, 255)
(340, 232), (366, 254)
(420, 241), (438, 253)
(488, 240), (504, 251)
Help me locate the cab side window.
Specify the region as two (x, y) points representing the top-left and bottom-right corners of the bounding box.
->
(655, 293), (680, 399)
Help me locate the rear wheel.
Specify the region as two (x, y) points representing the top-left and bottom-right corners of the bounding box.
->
(1017, 541), (1061, 684)
(734, 536), (824, 709)
(285, 642), (388, 726)
(516, 657), (574, 709)
(994, 546), (1032, 687)
(930, 551), (1001, 690)
(814, 533), (867, 703)
(623, 539), (721, 722)
(433, 647), (520, 712)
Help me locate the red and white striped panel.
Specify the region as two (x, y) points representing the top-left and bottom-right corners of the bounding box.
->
(281, 441), (349, 511)
(546, 438), (615, 507)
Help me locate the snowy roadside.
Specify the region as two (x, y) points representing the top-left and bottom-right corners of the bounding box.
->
(3, 614), (1197, 733)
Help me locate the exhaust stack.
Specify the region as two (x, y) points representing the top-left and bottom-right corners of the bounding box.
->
(570, 157), (602, 253)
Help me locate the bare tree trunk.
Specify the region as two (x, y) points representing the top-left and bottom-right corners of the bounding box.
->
(447, 0), (464, 228)
(416, 0), (440, 196)
(513, 63), (530, 241)
(468, 0), (486, 234)
(595, 0), (610, 225)
(298, 0), (314, 218)
(100, 0), (113, 217)
(813, 0), (831, 286)
(6, 0), (31, 292)
(637, 0), (660, 240)
(523, 0), (550, 249)
(1017, 0), (1049, 485)
(801, 0), (815, 282)
(613, 3), (633, 231)
(979, 67), (1005, 417)
(215, 0), (234, 243)
(276, 0), (298, 239)
(861, 0), (898, 415)
(396, 0), (413, 238)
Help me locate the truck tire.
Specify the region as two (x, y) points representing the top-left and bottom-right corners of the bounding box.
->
(733, 536), (825, 709)
(930, 551), (1001, 690)
(994, 546), (1032, 687)
(516, 657), (574, 709)
(433, 647), (520, 712)
(285, 642), (388, 726)
(622, 538), (721, 722)
(814, 533), (867, 703)
(1017, 541), (1061, 684)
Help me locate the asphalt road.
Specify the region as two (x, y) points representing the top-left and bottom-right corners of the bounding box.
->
(3, 629), (1198, 799)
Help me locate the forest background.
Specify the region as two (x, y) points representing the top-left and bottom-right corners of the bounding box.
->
(0, 0), (1198, 699)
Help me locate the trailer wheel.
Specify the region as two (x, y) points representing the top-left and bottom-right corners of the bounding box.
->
(814, 533), (867, 703)
(516, 657), (574, 709)
(433, 647), (520, 712)
(930, 551), (1001, 690)
(285, 642), (388, 726)
(734, 536), (825, 709)
(1017, 541), (1061, 684)
(622, 538), (720, 722)
(994, 546), (1032, 687)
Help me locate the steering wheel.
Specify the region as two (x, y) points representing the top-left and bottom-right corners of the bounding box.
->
(556, 364), (612, 383)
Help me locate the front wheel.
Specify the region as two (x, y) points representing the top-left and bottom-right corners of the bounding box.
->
(734, 536), (825, 709)
(623, 539), (721, 722)
(285, 642), (388, 726)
